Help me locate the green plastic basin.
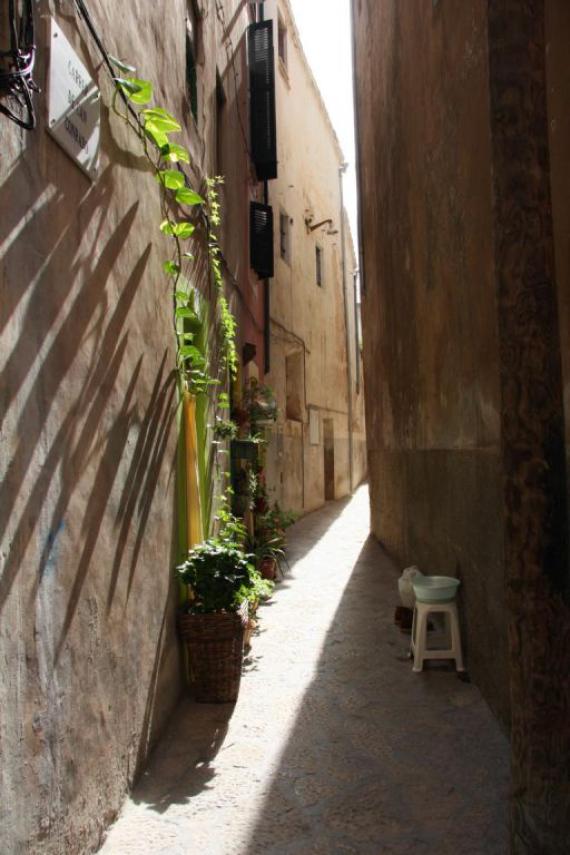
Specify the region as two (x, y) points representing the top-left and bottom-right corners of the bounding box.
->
(412, 575), (460, 604)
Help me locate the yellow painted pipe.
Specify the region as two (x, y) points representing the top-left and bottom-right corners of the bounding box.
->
(183, 391), (202, 549)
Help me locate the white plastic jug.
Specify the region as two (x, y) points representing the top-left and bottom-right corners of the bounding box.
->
(398, 566), (424, 609)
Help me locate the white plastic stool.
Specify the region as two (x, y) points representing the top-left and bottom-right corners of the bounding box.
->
(410, 600), (465, 673)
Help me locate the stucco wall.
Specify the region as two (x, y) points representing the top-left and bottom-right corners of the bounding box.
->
(263, 0), (367, 516)
(546, 1), (570, 536)
(352, 0), (509, 723)
(0, 2), (250, 851)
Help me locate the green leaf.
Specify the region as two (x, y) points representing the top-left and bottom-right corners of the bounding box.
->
(175, 187), (204, 207)
(173, 222), (195, 239)
(175, 290), (189, 303)
(144, 123), (169, 149)
(179, 345), (204, 361)
(115, 77), (153, 105)
(176, 307), (196, 319)
(159, 219), (174, 236)
(163, 260), (180, 276)
(109, 55), (136, 74)
(158, 169), (185, 190)
(161, 143), (190, 164)
(142, 108), (181, 133)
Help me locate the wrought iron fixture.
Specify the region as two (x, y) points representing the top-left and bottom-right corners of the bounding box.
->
(304, 217), (338, 236)
(0, 0), (38, 130)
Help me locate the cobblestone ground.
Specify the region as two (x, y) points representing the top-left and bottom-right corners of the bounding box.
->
(100, 485), (510, 855)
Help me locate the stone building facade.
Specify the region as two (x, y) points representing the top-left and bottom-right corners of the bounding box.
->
(352, 0), (570, 848)
(0, 0), (366, 849)
(261, 0), (367, 515)
(0, 1), (259, 851)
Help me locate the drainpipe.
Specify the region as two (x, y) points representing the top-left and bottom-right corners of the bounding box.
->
(353, 267), (360, 394)
(258, 0), (270, 374)
(339, 162), (354, 494)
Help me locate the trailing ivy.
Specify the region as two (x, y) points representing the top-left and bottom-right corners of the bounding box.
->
(205, 177), (238, 380)
(105, 61), (241, 551)
(109, 63), (237, 400)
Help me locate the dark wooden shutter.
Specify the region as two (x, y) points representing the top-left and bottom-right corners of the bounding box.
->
(250, 202), (274, 279)
(248, 21), (278, 181)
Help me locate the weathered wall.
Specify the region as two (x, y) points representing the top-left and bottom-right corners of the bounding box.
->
(547, 0), (570, 500)
(352, 0), (509, 723)
(0, 1), (250, 851)
(263, 0), (367, 516)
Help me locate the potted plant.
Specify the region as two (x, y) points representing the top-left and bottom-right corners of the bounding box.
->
(247, 531), (287, 581)
(243, 378), (278, 426)
(256, 503), (297, 552)
(213, 416), (238, 441)
(176, 538), (257, 703)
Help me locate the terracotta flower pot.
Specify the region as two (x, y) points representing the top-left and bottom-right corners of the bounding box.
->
(260, 557), (277, 581)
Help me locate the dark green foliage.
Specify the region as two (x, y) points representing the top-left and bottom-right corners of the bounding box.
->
(177, 540), (256, 614)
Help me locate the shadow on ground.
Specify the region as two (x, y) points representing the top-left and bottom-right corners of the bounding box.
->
(101, 490), (509, 854)
(132, 698), (235, 813)
(239, 533), (510, 855)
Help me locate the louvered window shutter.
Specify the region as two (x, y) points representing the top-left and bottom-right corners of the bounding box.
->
(248, 21), (278, 181)
(250, 202), (274, 279)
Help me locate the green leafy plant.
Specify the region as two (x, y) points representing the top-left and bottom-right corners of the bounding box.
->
(177, 540), (256, 614)
(262, 503), (297, 534)
(213, 417), (238, 440)
(249, 533), (285, 565)
(243, 378), (278, 425)
(246, 522), (287, 580)
(247, 569), (274, 607)
(215, 488), (248, 546)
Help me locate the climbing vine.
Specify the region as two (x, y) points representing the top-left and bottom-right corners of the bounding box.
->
(109, 61), (237, 398)
(206, 176), (238, 379)
(106, 60), (241, 550)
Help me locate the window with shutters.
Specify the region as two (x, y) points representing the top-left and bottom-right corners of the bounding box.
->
(248, 21), (278, 181)
(279, 211), (291, 265)
(316, 245), (324, 287)
(215, 70), (226, 173)
(250, 202), (274, 279)
(186, 4), (199, 122)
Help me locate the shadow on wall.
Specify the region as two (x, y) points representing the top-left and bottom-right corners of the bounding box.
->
(0, 146), (181, 772)
(0, 161), (151, 615)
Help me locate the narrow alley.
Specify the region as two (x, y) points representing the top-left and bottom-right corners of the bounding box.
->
(101, 486), (509, 855)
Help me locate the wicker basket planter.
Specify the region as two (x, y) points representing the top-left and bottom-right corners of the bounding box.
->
(178, 602), (248, 703)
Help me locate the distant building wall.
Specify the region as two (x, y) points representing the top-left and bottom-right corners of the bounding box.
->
(262, 0), (367, 517)
(0, 1), (253, 851)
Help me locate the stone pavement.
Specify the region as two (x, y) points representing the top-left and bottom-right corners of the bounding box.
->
(100, 485), (510, 855)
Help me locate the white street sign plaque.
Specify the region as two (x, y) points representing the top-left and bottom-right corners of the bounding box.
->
(47, 19), (100, 180)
